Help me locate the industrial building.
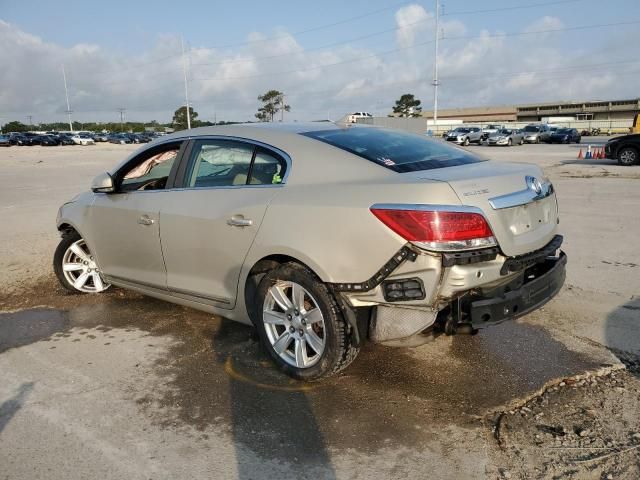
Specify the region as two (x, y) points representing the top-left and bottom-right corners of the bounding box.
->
(419, 98), (640, 123)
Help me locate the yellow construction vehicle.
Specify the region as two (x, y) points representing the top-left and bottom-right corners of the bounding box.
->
(632, 112), (640, 134)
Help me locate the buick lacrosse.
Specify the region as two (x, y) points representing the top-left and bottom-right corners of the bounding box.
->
(55, 123), (566, 380)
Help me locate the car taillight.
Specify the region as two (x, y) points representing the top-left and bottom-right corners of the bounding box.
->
(370, 207), (496, 251)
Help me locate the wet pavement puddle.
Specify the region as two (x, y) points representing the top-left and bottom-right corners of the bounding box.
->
(0, 290), (609, 463)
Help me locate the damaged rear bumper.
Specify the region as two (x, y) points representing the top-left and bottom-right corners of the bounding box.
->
(466, 251), (567, 328)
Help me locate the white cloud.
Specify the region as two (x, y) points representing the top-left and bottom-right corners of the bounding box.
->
(394, 4), (432, 48)
(0, 12), (636, 124)
(524, 16), (564, 33)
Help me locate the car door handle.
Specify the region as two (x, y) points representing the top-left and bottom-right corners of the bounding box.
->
(227, 215), (253, 227)
(137, 215), (155, 226)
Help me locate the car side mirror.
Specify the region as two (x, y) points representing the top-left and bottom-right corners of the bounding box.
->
(91, 172), (115, 193)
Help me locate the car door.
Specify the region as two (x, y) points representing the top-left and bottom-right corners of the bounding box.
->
(85, 140), (186, 289)
(158, 138), (289, 308)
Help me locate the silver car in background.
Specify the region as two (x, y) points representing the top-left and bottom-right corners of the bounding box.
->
(444, 127), (483, 146)
(54, 123), (565, 380)
(522, 124), (549, 143)
(487, 128), (525, 146)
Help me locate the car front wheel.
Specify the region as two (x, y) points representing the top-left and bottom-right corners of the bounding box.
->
(53, 231), (111, 293)
(255, 262), (359, 380)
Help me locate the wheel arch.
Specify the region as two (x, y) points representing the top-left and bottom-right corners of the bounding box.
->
(241, 252), (328, 326)
(57, 222), (78, 235)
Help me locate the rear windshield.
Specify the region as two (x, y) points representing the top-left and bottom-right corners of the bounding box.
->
(301, 127), (485, 173)
(524, 126), (540, 132)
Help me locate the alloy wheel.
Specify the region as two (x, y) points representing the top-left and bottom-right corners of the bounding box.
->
(619, 148), (637, 165)
(263, 281), (326, 369)
(61, 239), (110, 293)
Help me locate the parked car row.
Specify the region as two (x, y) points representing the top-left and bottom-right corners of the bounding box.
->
(0, 131), (162, 147)
(442, 124), (582, 147)
(107, 133), (157, 144)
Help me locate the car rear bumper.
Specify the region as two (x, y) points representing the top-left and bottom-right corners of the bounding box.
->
(465, 251), (566, 328)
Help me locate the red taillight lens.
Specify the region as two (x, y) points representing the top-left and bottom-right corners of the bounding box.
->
(370, 208), (493, 242)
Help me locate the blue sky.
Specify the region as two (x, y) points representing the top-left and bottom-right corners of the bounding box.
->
(1, 0), (639, 123)
(3, 0), (634, 52)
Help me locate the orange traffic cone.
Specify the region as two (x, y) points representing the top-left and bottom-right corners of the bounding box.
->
(577, 148), (583, 159)
(598, 147), (604, 159)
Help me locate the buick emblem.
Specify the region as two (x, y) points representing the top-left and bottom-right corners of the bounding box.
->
(526, 176), (543, 195)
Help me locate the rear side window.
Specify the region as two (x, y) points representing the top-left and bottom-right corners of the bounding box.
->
(249, 149), (286, 185)
(301, 127), (484, 173)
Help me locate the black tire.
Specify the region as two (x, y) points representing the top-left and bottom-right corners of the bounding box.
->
(519, 138), (524, 145)
(617, 146), (639, 166)
(507, 138), (512, 146)
(53, 231), (109, 294)
(54, 231), (84, 293)
(536, 137), (540, 144)
(254, 262), (359, 381)
(463, 137), (469, 146)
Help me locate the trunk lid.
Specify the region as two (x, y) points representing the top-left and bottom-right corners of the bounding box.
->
(409, 161), (559, 257)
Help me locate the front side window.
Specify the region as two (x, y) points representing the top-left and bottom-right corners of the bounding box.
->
(302, 126), (484, 173)
(120, 147), (180, 192)
(187, 140), (255, 188)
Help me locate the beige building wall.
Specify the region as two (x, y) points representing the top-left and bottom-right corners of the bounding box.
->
(420, 106), (517, 122)
(415, 99), (639, 123)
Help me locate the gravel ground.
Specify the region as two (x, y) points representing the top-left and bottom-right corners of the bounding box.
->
(0, 138), (639, 479)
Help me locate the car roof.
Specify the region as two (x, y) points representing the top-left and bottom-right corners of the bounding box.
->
(159, 121), (345, 144)
(110, 122), (392, 183)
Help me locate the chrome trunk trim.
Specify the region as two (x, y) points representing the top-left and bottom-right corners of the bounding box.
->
(488, 176), (554, 210)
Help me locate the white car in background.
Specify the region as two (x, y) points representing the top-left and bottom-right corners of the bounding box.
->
(71, 134), (95, 146)
(482, 124), (504, 140)
(348, 112), (373, 123)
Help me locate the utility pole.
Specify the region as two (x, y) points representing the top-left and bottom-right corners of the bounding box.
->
(181, 37), (191, 130)
(432, 0), (440, 128)
(27, 115), (33, 126)
(62, 64), (73, 132)
(118, 108), (126, 132)
(280, 93), (285, 122)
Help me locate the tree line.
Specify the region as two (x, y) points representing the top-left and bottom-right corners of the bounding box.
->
(2, 91), (424, 133)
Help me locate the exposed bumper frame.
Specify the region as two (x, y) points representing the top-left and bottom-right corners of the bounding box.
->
(467, 251), (567, 328)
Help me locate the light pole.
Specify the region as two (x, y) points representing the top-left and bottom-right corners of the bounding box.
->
(62, 64), (73, 132)
(118, 108), (126, 132)
(181, 37), (191, 130)
(432, 0), (440, 129)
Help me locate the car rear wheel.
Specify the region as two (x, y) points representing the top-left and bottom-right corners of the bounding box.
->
(618, 147), (639, 166)
(255, 262), (359, 380)
(54, 231), (111, 294)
